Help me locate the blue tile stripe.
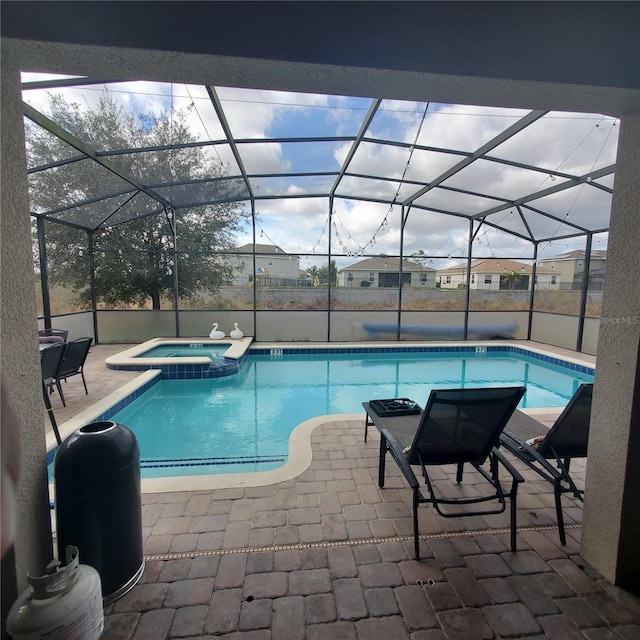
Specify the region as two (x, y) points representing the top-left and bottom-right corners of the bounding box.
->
(141, 455), (287, 469)
(251, 345), (595, 375)
(108, 345), (593, 377)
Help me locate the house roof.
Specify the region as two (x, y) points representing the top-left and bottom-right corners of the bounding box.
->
(437, 258), (553, 275)
(236, 243), (290, 255)
(340, 257), (435, 272)
(540, 250), (608, 261)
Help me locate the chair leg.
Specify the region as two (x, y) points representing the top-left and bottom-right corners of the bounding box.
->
(378, 437), (387, 488)
(553, 479), (567, 546)
(81, 371), (88, 394)
(413, 489), (420, 560)
(509, 483), (518, 552)
(456, 462), (464, 483)
(56, 380), (66, 407)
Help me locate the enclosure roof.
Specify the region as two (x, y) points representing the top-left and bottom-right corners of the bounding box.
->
(22, 77), (617, 247)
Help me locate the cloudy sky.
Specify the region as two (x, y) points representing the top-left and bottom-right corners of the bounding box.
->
(22, 75), (616, 272)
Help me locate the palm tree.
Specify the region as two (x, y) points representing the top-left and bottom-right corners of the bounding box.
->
(306, 266), (320, 287)
(502, 270), (523, 290)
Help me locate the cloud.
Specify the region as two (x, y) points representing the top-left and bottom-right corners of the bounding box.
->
(22, 78), (614, 260)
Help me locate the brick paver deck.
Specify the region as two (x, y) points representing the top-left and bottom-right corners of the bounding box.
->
(96, 419), (639, 639)
(45, 344), (639, 638)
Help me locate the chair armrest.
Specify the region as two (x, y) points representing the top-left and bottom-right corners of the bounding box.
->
(491, 446), (524, 484)
(380, 428), (420, 489)
(500, 431), (562, 479)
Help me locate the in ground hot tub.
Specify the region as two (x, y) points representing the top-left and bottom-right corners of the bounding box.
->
(105, 337), (253, 378)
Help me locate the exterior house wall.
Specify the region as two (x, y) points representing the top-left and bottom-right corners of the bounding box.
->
(438, 272), (469, 289)
(439, 272), (503, 290)
(534, 273), (559, 289)
(339, 269), (375, 287)
(440, 269), (558, 290)
(228, 253), (301, 285)
(540, 256), (608, 289)
(339, 269), (435, 288)
(541, 259), (575, 283)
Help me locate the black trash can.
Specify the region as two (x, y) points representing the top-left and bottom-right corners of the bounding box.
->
(54, 421), (145, 604)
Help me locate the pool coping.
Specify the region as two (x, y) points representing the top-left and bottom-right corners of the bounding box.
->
(50, 340), (595, 493)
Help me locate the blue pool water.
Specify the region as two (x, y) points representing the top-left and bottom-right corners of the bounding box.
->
(137, 344), (228, 359)
(109, 349), (593, 478)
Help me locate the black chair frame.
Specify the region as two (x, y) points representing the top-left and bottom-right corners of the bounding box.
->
(373, 386), (526, 559)
(57, 337), (92, 396)
(499, 383), (593, 545)
(379, 431), (524, 559)
(41, 342), (67, 407)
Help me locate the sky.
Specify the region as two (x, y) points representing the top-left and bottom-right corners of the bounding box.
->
(22, 75), (616, 272)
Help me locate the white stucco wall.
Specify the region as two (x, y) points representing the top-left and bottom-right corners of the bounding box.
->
(581, 113), (640, 588)
(1, 64), (54, 586)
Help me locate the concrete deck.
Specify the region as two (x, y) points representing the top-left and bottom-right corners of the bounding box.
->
(43, 342), (640, 639)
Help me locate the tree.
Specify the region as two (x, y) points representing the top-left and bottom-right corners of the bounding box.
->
(28, 94), (249, 309)
(306, 266), (321, 286)
(316, 260), (338, 286)
(501, 270), (523, 290)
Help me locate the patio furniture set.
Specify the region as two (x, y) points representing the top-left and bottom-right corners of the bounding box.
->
(39, 329), (93, 443)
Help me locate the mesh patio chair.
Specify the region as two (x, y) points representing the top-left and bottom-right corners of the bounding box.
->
(57, 337), (92, 396)
(375, 386), (526, 559)
(40, 342), (67, 406)
(499, 382), (593, 545)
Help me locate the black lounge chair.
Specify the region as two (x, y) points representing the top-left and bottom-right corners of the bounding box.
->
(58, 337), (92, 396)
(372, 386), (526, 559)
(499, 382), (593, 545)
(41, 342), (67, 405)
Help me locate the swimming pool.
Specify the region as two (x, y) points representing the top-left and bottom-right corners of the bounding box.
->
(107, 347), (593, 480)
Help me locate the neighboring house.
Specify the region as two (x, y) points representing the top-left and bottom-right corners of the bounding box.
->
(227, 243), (301, 285)
(538, 249), (607, 290)
(337, 257), (436, 288)
(436, 258), (558, 291)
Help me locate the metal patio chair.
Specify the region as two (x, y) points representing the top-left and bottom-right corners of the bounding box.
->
(41, 342), (67, 405)
(57, 337), (93, 397)
(499, 383), (593, 545)
(370, 386), (526, 559)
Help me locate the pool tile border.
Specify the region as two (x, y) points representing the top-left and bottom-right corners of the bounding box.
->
(250, 344), (595, 375)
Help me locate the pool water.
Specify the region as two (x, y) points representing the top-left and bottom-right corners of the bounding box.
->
(110, 350), (593, 478)
(136, 344), (229, 359)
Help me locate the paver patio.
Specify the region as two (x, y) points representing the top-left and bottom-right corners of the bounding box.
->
(44, 343), (639, 639)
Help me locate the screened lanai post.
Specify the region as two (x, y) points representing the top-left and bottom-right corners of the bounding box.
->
(37, 217), (52, 331)
(528, 242), (538, 340)
(576, 234), (593, 352)
(397, 205), (408, 341)
(166, 207), (180, 337)
(251, 199), (258, 336)
(463, 220), (475, 340)
(328, 196), (334, 342)
(88, 230), (98, 343)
